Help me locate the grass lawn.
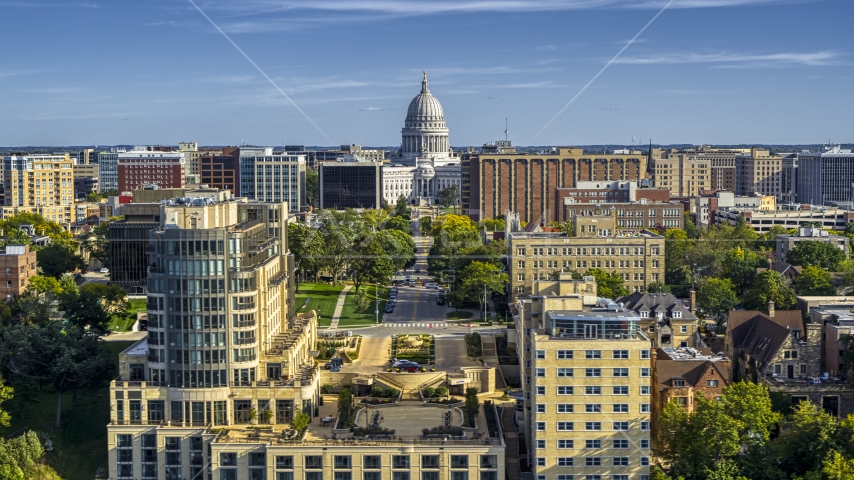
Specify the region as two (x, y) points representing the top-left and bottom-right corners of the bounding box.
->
(338, 285), (389, 327)
(0, 340), (133, 480)
(109, 298), (147, 332)
(295, 282), (345, 327)
(447, 311), (474, 320)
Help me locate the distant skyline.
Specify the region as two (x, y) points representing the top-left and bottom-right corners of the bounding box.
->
(1, 0), (851, 147)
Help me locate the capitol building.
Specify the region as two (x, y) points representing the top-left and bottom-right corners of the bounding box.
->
(382, 72), (461, 206)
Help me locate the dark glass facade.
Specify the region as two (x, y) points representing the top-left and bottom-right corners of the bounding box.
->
(319, 163), (382, 210)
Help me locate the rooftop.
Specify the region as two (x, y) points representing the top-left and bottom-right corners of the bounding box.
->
(659, 346), (727, 362)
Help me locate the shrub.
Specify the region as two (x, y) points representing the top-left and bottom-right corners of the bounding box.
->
(422, 426), (463, 436)
(423, 386), (435, 398)
(371, 387), (384, 397)
(321, 384), (334, 394)
(385, 388), (400, 398)
(290, 412), (310, 432)
(436, 386), (448, 397)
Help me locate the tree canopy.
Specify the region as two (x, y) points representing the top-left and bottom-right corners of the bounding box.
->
(786, 240), (846, 270)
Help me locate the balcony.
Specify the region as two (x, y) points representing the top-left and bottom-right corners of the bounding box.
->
(233, 355), (257, 363)
(233, 303), (256, 311)
(234, 337), (257, 346)
(234, 320), (257, 328)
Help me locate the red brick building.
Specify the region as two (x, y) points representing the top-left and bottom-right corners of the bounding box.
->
(0, 244), (38, 299)
(464, 147), (647, 224)
(117, 147), (185, 193)
(558, 201), (684, 229)
(199, 147), (240, 196)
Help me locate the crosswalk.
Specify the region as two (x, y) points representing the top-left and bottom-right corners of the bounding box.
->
(382, 322), (451, 328)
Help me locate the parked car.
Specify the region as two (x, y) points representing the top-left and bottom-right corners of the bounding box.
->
(436, 298), (445, 305)
(384, 305), (394, 313)
(99, 268), (109, 274)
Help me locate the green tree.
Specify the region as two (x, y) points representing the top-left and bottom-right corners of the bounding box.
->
(36, 244), (85, 278)
(821, 450), (854, 479)
(290, 412), (310, 432)
(314, 209), (365, 284)
(376, 229), (416, 272)
(548, 220), (574, 235)
(348, 235), (395, 293)
(287, 222), (324, 286)
(647, 282), (671, 294)
(419, 216), (432, 235)
(82, 216), (123, 269)
(742, 270), (796, 311)
(777, 401), (845, 477)
(786, 240), (847, 270)
(437, 184), (459, 208)
(720, 247), (763, 295)
(463, 387), (479, 427)
(394, 195), (410, 217)
(796, 265), (836, 295)
(696, 278), (739, 321)
(383, 216), (410, 234)
(361, 208), (389, 229)
(664, 229), (694, 288)
(25, 275), (64, 300)
(452, 261), (507, 316)
(585, 268), (629, 299)
(337, 387), (354, 428)
(482, 218), (506, 232)
(684, 212), (701, 239)
(305, 168), (319, 209)
(427, 214), (481, 276)
(720, 381), (780, 446)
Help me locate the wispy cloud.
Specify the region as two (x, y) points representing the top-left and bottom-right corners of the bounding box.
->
(359, 106), (384, 111)
(615, 50), (845, 67)
(0, 1), (97, 7)
(495, 81), (565, 88)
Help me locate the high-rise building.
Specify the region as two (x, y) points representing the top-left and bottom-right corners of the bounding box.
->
(73, 163), (100, 198)
(98, 149), (125, 192)
(107, 203), (162, 293)
(320, 161), (383, 210)
(239, 148), (306, 212)
(465, 147), (647, 224)
(107, 197), (316, 479)
(780, 153), (798, 204)
(2, 153), (77, 225)
(650, 146), (748, 197)
(735, 148), (783, 198)
(118, 147), (186, 193)
(797, 145), (854, 207)
(178, 142), (223, 178)
(200, 147), (240, 196)
(506, 212), (665, 300)
(514, 273), (652, 480)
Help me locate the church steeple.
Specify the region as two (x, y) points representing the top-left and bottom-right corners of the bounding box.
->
(421, 71), (429, 94)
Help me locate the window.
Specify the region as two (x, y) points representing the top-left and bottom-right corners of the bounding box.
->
(785, 350), (799, 359)
(641, 439), (650, 449)
(640, 368), (650, 377)
(613, 439), (629, 449)
(557, 350), (573, 359)
(165, 437), (181, 450)
(613, 350), (629, 359)
(641, 421), (650, 431)
(613, 457), (629, 466)
(334, 456), (352, 469)
(558, 386), (574, 395)
(451, 455), (468, 469)
(536, 386), (546, 395)
(641, 457), (650, 466)
(557, 368), (574, 377)
(585, 440), (601, 448)
(613, 368), (628, 377)
(585, 422), (602, 431)
(585, 386), (601, 395)
(451, 473), (468, 480)
(276, 456), (294, 469)
(536, 458), (546, 467)
(558, 457), (574, 467)
(536, 422), (546, 431)
(613, 404), (629, 413)
(680, 325), (688, 333)
(613, 422), (629, 431)
(613, 386), (628, 395)
(558, 422), (574, 431)
(558, 440), (574, 449)
(221, 453), (237, 467)
(536, 440), (546, 449)
(673, 311), (682, 319)
(305, 456), (323, 469)
(480, 455), (498, 469)
(641, 350), (650, 359)
(640, 386), (650, 395)
(535, 368), (545, 377)
(585, 350), (601, 359)
(220, 471), (237, 480)
(421, 455), (439, 469)
(585, 368), (601, 377)
(535, 350), (545, 359)
(392, 473), (410, 480)
(585, 404), (601, 413)
(585, 458), (601, 467)
(557, 404), (574, 413)
(613, 476), (629, 480)
(641, 404), (651, 413)
(365, 474), (382, 480)
(480, 474), (498, 480)
(557, 476), (574, 480)
(707, 379), (719, 387)
(536, 404), (546, 413)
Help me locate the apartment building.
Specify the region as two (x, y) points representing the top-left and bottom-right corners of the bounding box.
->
(735, 148), (783, 198)
(118, 147), (186, 193)
(507, 213), (665, 300)
(200, 147), (240, 196)
(650, 146), (748, 197)
(692, 191), (775, 228)
(107, 196), (316, 480)
(514, 273), (652, 480)
(239, 148), (306, 212)
(617, 292), (699, 349)
(0, 244), (37, 299)
(775, 227), (849, 267)
(2, 153), (76, 225)
(178, 142), (223, 178)
(557, 201), (683, 230)
(797, 145), (854, 207)
(465, 147), (647, 223)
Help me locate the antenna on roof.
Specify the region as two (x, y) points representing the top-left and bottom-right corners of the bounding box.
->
(505, 118), (509, 142)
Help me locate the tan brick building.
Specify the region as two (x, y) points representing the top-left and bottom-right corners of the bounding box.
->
(507, 213), (665, 301)
(0, 244), (38, 299)
(3, 154), (77, 226)
(651, 146), (749, 196)
(736, 147), (783, 198)
(465, 147), (647, 223)
(514, 274), (653, 480)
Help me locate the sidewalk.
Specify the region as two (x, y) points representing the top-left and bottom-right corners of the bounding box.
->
(328, 285), (353, 330)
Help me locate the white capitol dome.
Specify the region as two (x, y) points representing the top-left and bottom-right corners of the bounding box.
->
(401, 72), (451, 161)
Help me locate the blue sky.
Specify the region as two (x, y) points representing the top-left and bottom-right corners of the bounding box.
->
(0, 0), (851, 147)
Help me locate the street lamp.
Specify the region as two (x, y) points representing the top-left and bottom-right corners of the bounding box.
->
(375, 282), (379, 325)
